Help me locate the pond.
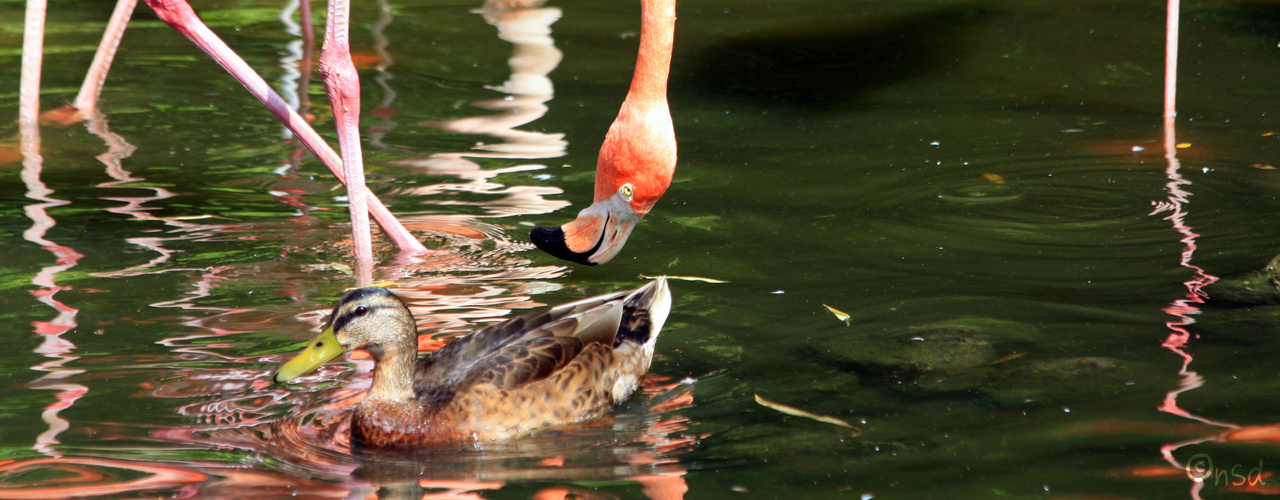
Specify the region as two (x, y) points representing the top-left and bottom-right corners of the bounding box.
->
(3, 0), (1280, 498)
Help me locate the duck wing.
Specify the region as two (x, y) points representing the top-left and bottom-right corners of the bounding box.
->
(413, 290), (630, 403)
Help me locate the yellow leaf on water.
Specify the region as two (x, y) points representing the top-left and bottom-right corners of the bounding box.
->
(131, 215), (232, 221)
(822, 304), (851, 326)
(345, 281), (400, 292)
(754, 393), (861, 436)
(639, 274), (728, 284)
(982, 173), (1005, 184)
(1250, 163), (1276, 170)
(1263, 132), (1276, 137)
(1176, 142), (1192, 149)
(329, 262), (353, 275)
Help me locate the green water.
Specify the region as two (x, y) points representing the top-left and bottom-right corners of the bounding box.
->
(3, 0), (1280, 498)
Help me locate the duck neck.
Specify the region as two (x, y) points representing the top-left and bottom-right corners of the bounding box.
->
(366, 342), (417, 403)
(625, 0), (675, 109)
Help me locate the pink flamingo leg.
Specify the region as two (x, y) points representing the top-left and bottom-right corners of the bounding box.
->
(143, 0), (429, 256)
(20, 0), (45, 137)
(319, 0), (373, 285)
(72, 0), (137, 116)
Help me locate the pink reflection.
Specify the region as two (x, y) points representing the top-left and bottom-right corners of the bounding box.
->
(1149, 3), (1256, 497)
(19, 23), (88, 457)
(88, 113), (171, 219)
(8, 1), (695, 496)
(0, 457), (208, 499)
(393, 0), (570, 220)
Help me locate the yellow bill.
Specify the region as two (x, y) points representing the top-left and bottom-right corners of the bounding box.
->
(274, 327), (344, 383)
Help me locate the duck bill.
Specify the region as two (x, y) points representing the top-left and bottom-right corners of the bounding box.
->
(531, 192), (640, 266)
(274, 327), (344, 383)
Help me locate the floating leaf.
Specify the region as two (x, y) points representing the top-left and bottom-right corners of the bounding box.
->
(639, 274), (728, 284)
(344, 281), (400, 292)
(1176, 142), (1192, 149)
(131, 215), (233, 221)
(1263, 132), (1276, 137)
(754, 393), (861, 435)
(667, 215), (721, 232)
(822, 304), (851, 326)
(982, 173), (1005, 184)
(329, 262), (353, 275)
(989, 352), (1028, 365)
(1249, 163), (1276, 170)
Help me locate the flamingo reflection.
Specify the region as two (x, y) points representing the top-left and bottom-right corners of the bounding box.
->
(392, 0), (570, 224)
(12, 0), (695, 496)
(1143, 3), (1275, 498)
(18, 18), (88, 457)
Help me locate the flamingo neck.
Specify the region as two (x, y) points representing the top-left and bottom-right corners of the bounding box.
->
(593, 0), (678, 209)
(626, 0), (675, 108)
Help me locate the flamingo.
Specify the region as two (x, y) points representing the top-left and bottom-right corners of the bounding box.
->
(141, 0), (432, 284)
(530, 0), (677, 266)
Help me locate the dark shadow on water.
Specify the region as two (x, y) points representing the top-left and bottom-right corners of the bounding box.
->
(680, 5), (994, 111)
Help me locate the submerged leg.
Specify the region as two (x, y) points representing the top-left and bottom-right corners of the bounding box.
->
(73, 0), (138, 115)
(142, 0), (428, 256)
(319, 0), (373, 285)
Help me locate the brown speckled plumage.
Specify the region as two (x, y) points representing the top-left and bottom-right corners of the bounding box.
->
(278, 278), (671, 450)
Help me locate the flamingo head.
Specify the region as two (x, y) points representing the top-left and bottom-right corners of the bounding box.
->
(531, 127), (675, 265)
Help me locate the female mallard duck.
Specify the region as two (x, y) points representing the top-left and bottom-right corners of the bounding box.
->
(274, 278), (671, 449)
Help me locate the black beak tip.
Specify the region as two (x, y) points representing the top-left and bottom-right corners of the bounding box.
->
(530, 226), (599, 266)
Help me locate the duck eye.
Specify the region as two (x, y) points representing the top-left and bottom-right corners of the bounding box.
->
(354, 306), (369, 316)
(620, 184), (634, 200)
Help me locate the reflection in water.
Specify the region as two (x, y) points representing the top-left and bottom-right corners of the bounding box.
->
(1148, 4), (1255, 497)
(0, 457), (207, 500)
(276, 0), (313, 135)
(5, 1), (695, 497)
(19, 15), (88, 458)
(393, 0), (569, 220)
(367, 0), (406, 153)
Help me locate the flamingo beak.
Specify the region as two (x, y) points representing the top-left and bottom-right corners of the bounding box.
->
(531, 189), (641, 266)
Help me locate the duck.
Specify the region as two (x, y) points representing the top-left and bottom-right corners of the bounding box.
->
(273, 277), (672, 449)
(530, 0), (677, 266)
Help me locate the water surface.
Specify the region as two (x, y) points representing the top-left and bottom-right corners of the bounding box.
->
(2, 0), (1280, 498)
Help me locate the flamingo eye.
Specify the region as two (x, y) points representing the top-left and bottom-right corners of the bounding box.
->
(620, 184), (634, 201)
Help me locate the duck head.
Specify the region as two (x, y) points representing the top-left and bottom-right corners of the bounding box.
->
(274, 287), (416, 383)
